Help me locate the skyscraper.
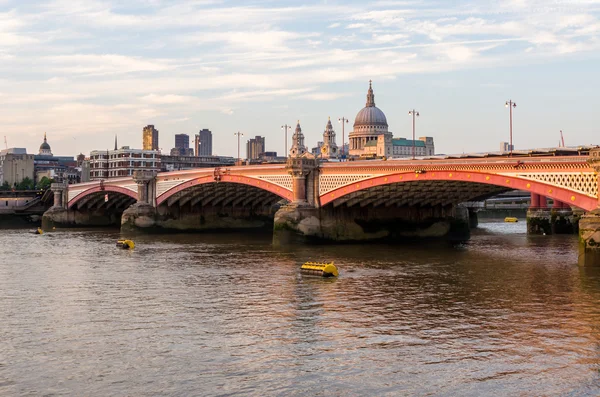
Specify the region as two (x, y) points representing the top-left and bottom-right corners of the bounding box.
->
(171, 134), (193, 156)
(143, 125), (159, 151)
(246, 136), (265, 160)
(195, 129), (212, 156)
(175, 134), (188, 150)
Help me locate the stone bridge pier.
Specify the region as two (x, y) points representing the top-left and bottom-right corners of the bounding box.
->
(41, 183), (68, 229)
(121, 171), (158, 231)
(579, 148), (600, 265)
(273, 156), (471, 245)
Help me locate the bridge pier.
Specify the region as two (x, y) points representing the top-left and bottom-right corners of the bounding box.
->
(526, 194), (577, 235)
(526, 194), (551, 235)
(468, 208), (478, 229)
(42, 183), (70, 229)
(121, 171), (158, 231)
(579, 149), (600, 265)
(273, 154), (321, 244)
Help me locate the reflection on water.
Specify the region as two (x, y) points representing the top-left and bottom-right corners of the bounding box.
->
(1, 223), (600, 396)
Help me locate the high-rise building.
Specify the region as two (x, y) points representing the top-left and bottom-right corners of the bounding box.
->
(172, 134), (193, 156)
(246, 136), (265, 160)
(195, 129), (212, 156)
(175, 134), (189, 151)
(500, 142), (514, 152)
(143, 125), (159, 151)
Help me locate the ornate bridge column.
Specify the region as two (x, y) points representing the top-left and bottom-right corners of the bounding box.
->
(50, 182), (67, 209)
(42, 182), (70, 229)
(273, 149), (322, 244)
(579, 148), (600, 265)
(133, 170), (156, 204)
(121, 170), (158, 232)
(286, 156), (319, 205)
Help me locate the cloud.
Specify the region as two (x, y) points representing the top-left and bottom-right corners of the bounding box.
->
(141, 94), (196, 105)
(2, 0), (600, 156)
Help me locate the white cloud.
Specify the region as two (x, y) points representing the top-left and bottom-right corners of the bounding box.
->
(1, 0), (600, 156)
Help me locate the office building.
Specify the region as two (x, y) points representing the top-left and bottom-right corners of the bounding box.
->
(171, 134), (194, 156)
(161, 154), (235, 172)
(89, 146), (160, 180)
(246, 136), (265, 160)
(0, 148), (35, 187)
(195, 129), (213, 156)
(143, 125), (159, 151)
(500, 142), (514, 152)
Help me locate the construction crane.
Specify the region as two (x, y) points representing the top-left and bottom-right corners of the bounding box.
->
(560, 130), (565, 147)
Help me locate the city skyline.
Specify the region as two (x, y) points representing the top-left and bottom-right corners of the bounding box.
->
(1, 0), (599, 157)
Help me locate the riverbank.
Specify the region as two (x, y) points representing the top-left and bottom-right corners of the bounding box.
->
(0, 213), (41, 228)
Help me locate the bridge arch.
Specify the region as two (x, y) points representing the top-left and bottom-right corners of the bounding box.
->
(156, 174), (292, 207)
(68, 186), (138, 210)
(319, 170), (596, 210)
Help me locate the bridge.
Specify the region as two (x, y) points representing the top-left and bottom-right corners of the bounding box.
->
(65, 156), (596, 211)
(43, 148), (600, 265)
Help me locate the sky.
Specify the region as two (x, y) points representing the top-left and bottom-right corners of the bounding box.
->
(1, 0), (599, 158)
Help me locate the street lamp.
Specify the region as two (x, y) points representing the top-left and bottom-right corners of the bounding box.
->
(281, 124), (292, 157)
(233, 131), (244, 163)
(338, 117), (348, 160)
(505, 100), (517, 156)
(408, 109), (420, 160)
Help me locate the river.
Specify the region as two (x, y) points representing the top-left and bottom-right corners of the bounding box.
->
(1, 222), (599, 396)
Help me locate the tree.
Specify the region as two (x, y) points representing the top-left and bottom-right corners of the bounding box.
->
(17, 177), (35, 190)
(37, 176), (54, 190)
(0, 181), (9, 191)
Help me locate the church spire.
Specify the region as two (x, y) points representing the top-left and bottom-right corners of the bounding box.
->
(289, 120), (307, 157)
(366, 80), (375, 107)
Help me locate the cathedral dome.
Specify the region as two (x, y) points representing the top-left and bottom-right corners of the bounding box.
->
(39, 132), (52, 155)
(353, 81), (388, 128)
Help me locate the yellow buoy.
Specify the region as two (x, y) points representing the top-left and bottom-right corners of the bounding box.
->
(504, 217), (519, 223)
(301, 262), (339, 277)
(116, 239), (135, 249)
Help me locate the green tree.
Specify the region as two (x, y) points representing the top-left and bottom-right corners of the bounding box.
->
(0, 181), (9, 191)
(17, 177), (35, 190)
(37, 176), (54, 190)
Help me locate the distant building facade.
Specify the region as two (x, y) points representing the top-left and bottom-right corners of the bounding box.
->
(33, 133), (78, 183)
(89, 146), (160, 180)
(0, 148), (35, 187)
(348, 81), (434, 158)
(500, 142), (514, 152)
(320, 118), (339, 159)
(289, 122), (308, 157)
(196, 129), (212, 156)
(160, 154), (235, 172)
(311, 141), (324, 157)
(143, 125), (159, 151)
(172, 134), (194, 156)
(246, 136), (265, 160)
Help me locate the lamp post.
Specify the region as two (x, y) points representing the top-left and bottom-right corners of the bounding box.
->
(505, 100), (516, 156)
(408, 109), (420, 160)
(338, 117), (348, 160)
(281, 124), (292, 157)
(233, 131), (244, 164)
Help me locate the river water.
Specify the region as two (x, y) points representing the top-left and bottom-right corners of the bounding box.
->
(1, 222), (600, 396)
